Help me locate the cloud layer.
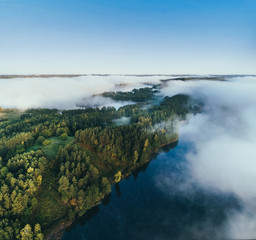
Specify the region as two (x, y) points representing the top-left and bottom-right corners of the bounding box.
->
(0, 75), (162, 109)
(160, 76), (256, 238)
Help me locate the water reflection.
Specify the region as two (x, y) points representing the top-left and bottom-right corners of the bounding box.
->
(63, 141), (241, 240)
(115, 184), (121, 198)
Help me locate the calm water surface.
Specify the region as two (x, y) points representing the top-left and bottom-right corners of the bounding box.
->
(63, 140), (240, 240)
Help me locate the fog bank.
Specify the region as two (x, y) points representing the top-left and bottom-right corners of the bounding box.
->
(158, 76), (256, 238)
(0, 75), (163, 109)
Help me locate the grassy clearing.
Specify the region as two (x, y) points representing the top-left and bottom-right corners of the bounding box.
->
(27, 136), (74, 159)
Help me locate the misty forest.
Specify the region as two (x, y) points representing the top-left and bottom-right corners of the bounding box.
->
(0, 75), (256, 240)
(1, 0), (256, 238)
(0, 82), (203, 239)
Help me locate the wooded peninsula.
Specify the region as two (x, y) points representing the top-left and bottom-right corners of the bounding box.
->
(0, 87), (201, 239)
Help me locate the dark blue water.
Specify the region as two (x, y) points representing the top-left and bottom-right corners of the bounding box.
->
(63, 140), (240, 240)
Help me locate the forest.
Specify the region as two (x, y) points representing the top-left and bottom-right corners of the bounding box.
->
(0, 88), (200, 239)
(101, 87), (159, 102)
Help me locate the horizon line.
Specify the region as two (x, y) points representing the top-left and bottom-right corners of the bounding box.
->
(0, 74), (256, 79)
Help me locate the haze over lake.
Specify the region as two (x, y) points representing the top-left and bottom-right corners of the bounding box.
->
(1, 0), (256, 239)
(0, 75), (255, 239)
(0, 75), (251, 239)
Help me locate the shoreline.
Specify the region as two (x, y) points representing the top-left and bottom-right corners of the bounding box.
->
(44, 138), (179, 240)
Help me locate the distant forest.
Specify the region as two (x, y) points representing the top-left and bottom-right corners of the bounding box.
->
(102, 87), (159, 102)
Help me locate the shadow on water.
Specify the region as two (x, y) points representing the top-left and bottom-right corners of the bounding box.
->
(115, 183), (122, 198)
(63, 141), (178, 236)
(131, 162), (150, 180)
(65, 193), (112, 233)
(160, 140), (178, 153)
(63, 140), (242, 240)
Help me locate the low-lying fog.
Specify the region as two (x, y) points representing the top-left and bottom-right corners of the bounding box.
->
(0, 75), (163, 109)
(159, 76), (256, 238)
(0, 74), (222, 109)
(2, 74), (256, 238)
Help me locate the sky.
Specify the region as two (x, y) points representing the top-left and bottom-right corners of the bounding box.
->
(0, 0), (256, 74)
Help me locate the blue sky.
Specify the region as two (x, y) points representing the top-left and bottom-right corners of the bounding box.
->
(0, 0), (256, 74)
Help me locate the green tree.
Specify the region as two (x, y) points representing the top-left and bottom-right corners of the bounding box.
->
(102, 177), (111, 194)
(43, 139), (51, 146)
(34, 224), (44, 240)
(20, 224), (33, 240)
(36, 136), (45, 145)
(60, 133), (68, 141)
(58, 176), (70, 203)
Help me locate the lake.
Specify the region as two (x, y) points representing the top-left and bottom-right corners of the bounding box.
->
(63, 138), (240, 240)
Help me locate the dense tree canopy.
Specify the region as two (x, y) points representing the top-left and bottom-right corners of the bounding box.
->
(102, 87), (158, 102)
(0, 88), (200, 239)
